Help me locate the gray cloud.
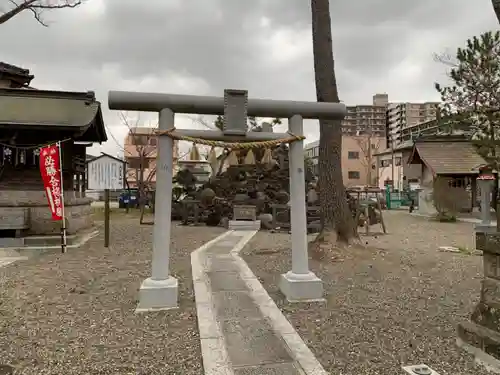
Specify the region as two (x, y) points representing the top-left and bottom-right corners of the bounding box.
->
(0, 0), (498, 156)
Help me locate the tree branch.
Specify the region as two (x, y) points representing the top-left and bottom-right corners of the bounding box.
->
(1, 0), (83, 26)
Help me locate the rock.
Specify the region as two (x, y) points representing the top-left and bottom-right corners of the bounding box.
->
(220, 217), (229, 229)
(258, 213), (273, 229)
(307, 187), (318, 205)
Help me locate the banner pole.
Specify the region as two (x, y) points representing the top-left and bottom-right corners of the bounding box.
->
(58, 141), (67, 254)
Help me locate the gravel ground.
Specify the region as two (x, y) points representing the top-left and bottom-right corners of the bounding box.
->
(242, 211), (490, 375)
(0, 220), (225, 375)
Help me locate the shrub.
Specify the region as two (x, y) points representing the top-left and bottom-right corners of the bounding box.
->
(432, 177), (469, 221)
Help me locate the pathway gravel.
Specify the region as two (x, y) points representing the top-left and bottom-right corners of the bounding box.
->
(0, 220), (224, 375)
(242, 211), (490, 375)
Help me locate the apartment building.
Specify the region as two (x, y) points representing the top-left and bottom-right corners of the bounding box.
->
(342, 93), (388, 138)
(123, 127), (179, 188)
(386, 102), (439, 148)
(304, 135), (385, 187)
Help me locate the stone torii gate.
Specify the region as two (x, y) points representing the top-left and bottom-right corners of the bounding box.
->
(108, 89), (346, 311)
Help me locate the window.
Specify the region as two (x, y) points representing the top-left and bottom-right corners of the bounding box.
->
(127, 157), (150, 169)
(347, 151), (359, 159)
(131, 135), (148, 146)
(379, 159), (391, 167)
(348, 171), (360, 179)
(149, 137), (157, 146)
(395, 157), (402, 166)
(371, 143), (376, 149)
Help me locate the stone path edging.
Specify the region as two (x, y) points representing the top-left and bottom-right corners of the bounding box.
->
(191, 229), (329, 375)
(191, 230), (234, 374)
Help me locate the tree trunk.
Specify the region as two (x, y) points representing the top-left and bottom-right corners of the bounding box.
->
(310, 0), (357, 244)
(493, 0), (500, 24)
(138, 156), (146, 224)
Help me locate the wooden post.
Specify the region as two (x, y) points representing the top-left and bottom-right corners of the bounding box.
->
(376, 194), (387, 234)
(364, 203), (370, 235)
(104, 188), (110, 247)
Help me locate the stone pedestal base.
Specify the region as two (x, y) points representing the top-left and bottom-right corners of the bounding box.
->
(475, 224), (496, 233)
(458, 321), (500, 373)
(458, 230), (500, 372)
(279, 270), (324, 302)
(0, 190), (93, 235)
(228, 220), (261, 231)
(135, 276), (178, 312)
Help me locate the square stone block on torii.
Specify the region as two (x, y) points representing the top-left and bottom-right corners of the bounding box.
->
(108, 88), (346, 312)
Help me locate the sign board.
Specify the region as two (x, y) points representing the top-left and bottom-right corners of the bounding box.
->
(87, 154), (125, 190)
(478, 174), (495, 180)
(223, 89), (248, 136)
(233, 205), (257, 221)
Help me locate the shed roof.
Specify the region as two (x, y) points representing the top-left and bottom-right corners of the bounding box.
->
(0, 88), (107, 143)
(408, 139), (486, 175)
(86, 152), (126, 164)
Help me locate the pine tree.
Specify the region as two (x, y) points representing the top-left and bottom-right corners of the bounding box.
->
(435, 30), (500, 226)
(310, 0), (357, 246)
(435, 31), (500, 167)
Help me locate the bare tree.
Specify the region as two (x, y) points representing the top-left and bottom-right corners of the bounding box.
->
(354, 134), (383, 186)
(105, 112), (158, 223)
(1, 0), (83, 26)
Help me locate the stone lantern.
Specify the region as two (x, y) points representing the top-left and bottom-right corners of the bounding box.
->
(476, 165), (496, 233)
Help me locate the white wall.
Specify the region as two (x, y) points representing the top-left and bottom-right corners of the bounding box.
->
(377, 152), (404, 189)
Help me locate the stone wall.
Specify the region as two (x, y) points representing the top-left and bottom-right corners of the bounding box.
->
(0, 190), (93, 235)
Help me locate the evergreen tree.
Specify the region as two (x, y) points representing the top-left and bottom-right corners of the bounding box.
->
(435, 30), (500, 225)
(435, 31), (500, 168)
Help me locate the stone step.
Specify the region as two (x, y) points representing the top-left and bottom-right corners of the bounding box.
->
(458, 320), (500, 361)
(228, 220), (261, 231)
(0, 227), (99, 251)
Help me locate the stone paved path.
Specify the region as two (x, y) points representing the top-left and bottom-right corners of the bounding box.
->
(192, 230), (306, 375)
(0, 250), (27, 268)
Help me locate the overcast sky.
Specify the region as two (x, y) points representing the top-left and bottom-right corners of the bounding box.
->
(1, 0), (498, 157)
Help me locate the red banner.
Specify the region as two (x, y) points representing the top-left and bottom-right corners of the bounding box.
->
(39, 144), (64, 221)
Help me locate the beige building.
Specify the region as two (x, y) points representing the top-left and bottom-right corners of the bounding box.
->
(304, 135), (385, 187)
(123, 127), (179, 188)
(342, 93), (388, 138)
(374, 141), (421, 191)
(386, 102), (439, 148)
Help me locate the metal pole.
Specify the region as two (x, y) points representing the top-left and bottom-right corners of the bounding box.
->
(367, 131), (372, 186)
(57, 141), (67, 254)
(104, 188), (110, 247)
(151, 108), (175, 280)
(288, 115), (309, 275)
(391, 147), (395, 189)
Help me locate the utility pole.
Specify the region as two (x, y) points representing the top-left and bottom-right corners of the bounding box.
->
(367, 132), (372, 186)
(390, 132), (395, 189)
(364, 122), (374, 186)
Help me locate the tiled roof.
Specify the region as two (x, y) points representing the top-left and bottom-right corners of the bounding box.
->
(408, 140), (486, 174)
(0, 62), (34, 86)
(0, 88), (106, 143)
(128, 126), (157, 135)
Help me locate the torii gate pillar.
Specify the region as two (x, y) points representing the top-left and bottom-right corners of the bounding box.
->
(108, 89), (346, 310)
